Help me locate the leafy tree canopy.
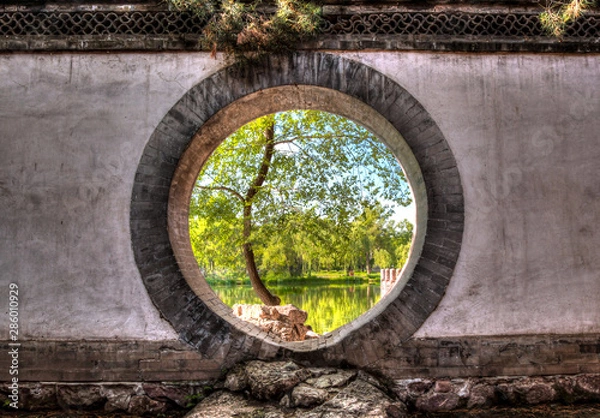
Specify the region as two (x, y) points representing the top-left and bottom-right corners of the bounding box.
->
(190, 110), (413, 304)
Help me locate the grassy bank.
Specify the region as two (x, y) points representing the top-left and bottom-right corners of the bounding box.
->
(204, 270), (381, 287)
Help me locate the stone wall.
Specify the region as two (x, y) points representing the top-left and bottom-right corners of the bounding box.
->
(0, 50), (599, 387)
(0, 335), (597, 384)
(0, 338), (598, 413)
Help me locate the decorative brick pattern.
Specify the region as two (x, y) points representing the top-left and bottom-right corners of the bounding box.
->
(0, 7), (599, 52)
(130, 52), (464, 368)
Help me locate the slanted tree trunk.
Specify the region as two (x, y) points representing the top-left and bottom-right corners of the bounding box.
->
(242, 241), (279, 305)
(242, 122), (281, 306)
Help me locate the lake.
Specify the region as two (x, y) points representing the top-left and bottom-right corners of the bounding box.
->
(211, 279), (381, 335)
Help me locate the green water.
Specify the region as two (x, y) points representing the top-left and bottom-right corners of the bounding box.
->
(212, 279), (381, 335)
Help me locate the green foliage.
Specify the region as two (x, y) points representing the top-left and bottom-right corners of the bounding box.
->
(395, 241), (411, 268)
(185, 386), (214, 408)
(189, 110), (413, 285)
(189, 216), (242, 272)
(185, 393), (205, 408)
(540, 0), (595, 36)
(373, 248), (393, 269)
(349, 205), (413, 271)
(169, 0), (322, 64)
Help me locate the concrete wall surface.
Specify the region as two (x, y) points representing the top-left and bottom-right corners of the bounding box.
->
(0, 51), (599, 341)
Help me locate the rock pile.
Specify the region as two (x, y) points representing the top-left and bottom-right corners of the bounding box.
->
(186, 360), (407, 418)
(393, 374), (600, 412)
(232, 304), (318, 342)
(4, 366), (599, 415)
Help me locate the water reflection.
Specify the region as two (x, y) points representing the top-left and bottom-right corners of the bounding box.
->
(213, 281), (381, 335)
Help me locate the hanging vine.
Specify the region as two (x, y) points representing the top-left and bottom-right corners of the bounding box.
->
(169, 0), (322, 64)
(540, 0), (596, 36)
(169, 0), (596, 56)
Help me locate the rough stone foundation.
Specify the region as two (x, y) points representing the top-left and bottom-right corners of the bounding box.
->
(2, 335), (597, 413)
(0, 381), (207, 414)
(3, 367), (597, 415)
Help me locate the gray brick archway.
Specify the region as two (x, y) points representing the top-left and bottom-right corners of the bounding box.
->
(131, 52), (464, 367)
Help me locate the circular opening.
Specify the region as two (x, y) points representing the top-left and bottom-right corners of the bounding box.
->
(132, 52), (464, 363)
(188, 109), (417, 339)
(168, 85), (428, 348)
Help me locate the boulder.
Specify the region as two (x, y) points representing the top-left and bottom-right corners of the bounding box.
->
(56, 385), (105, 410)
(415, 391), (461, 412)
(143, 383), (193, 407)
(127, 395), (168, 415)
(392, 378), (435, 406)
(187, 361), (408, 418)
(467, 383), (496, 408)
(309, 379), (407, 418)
(306, 370), (357, 389)
(497, 378), (557, 405)
(20, 384), (58, 411)
(103, 385), (134, 412)
(245, 360), (310, 400)
(522, 383), (556, 405)
(574, 374), (600, 401)
(290, 383), (330, 408)
(186, 391), (258, 418)
(224, 365), (249, 392)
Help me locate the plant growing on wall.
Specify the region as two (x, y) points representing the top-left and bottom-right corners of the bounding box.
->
(540, 0), (595, 36)
(169, 0), (322, 63)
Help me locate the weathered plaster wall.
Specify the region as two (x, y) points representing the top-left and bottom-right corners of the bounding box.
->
(353, 52), (600, 337)
(0, 53), (224, 339)
(0, 51), (599, 342)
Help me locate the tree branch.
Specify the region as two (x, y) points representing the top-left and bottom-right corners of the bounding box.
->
(245, 122), (276, 204)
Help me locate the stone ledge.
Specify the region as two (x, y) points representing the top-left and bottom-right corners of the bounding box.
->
(0, 340), (222, 383)
(370, 334), (600, 379)
(0, 335), (598, 384)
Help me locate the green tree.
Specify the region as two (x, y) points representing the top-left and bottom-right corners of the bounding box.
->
(392, 220), (414, 268)
(190, 110), (411, 305)
(349, 203), (413, 272)
(373, 248), (393, 270)
(350, 204), (387, 274)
